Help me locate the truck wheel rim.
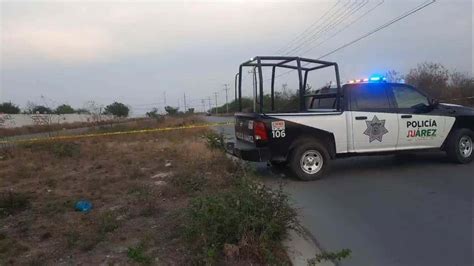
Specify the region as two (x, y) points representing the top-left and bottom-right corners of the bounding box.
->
(300, 150), (323, 175)
(459, 136), (472, 158)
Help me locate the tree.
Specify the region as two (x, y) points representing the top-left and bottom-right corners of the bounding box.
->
(75, 108), (90, 114)
(405, 62), (449, 99)
(0, 102), (20, 114)
(32, 105), (53, 114)
(186, 108), (195, 114)
(83, 101), (103, 115)
(55, 104), (75, 114)
(449, 71), (474, 98)
(164, 106), (179, 115)
(146, 107), (161, 118)
(104, 102), (129, 117)
(385, 70), (403, 83)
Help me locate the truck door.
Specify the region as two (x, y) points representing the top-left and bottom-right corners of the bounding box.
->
(348, 83), (399, 153)
(389, 84), (452, 150)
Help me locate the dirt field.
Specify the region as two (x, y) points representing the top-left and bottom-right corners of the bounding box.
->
(0, 116), (295, 265)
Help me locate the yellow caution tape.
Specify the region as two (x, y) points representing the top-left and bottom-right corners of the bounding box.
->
(0, 121), (234, 145)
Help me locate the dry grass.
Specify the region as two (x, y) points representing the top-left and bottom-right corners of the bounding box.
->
(0, 116), (239, 265)
(0, 119), (122, 138)
(0, 116), (294, 265)
(0, 115), (202, 138)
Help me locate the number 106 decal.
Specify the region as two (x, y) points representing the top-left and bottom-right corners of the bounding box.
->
(271, 121), (286, 139)
(272, 130), (286, 138)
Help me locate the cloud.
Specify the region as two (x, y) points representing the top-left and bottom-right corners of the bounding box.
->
(0, 1), (322, 68)
(2, 26), (112, 64)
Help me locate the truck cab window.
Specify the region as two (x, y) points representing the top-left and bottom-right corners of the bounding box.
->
(392, 85), (429, 109)
(306, 87), (338, 110)
(350, 84), (391, 111)
(308, 97), (337, 109)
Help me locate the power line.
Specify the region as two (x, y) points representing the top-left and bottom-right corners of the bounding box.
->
(271, 0), (436, 80)
(299, 0), (385, 56)
(275, 0), (342, 54)
(280, 0), (352, 55)
(317, 0), (436, 59)
(286, 0), (370, 55)
(284, 0), (367, 55)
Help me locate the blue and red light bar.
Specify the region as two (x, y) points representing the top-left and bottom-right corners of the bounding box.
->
(347, 74), (386, 84)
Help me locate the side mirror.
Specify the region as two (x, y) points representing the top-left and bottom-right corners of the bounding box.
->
(429, 98), (439, 107)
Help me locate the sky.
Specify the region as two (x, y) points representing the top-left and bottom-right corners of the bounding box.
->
(0, 0), (472, 115)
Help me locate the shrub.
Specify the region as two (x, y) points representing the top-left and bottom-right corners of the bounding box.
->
(202, 132), (225, 151)
(98, 211), (119, 237)
(127, 243), (152, 264)
(170, 172), (207, 194)
(146, 108), (163, 120)
(308, 249), (352, 265)
(0, 191), (30, 217)
(184, 177), (299, 264)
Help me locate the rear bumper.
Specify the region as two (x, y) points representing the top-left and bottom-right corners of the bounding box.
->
(226, 141), (271, 162)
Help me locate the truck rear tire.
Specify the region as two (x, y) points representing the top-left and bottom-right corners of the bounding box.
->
(446, 128), (473, 164)
(289, 141), (330, 181)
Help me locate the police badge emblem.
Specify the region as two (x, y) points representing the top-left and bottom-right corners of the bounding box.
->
(364, 115), (389, 143)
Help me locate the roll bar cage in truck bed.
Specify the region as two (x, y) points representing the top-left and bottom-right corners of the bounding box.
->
(235, 56), (342, 113)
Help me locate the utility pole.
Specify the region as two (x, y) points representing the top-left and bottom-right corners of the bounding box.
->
(183, 93), (187, 113)
(201, 99), (206, 113)
(163, 92), (166, 105)
(208, 97), (212, 112)
(213, 92), (219, 114)
(223, 84), (230, 113)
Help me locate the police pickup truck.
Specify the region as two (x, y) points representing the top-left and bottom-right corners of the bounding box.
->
(230, 56), (474, 180)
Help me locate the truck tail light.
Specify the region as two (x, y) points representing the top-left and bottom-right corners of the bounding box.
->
(254, 121), (268, 141)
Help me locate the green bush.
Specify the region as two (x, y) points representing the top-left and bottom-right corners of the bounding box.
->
(308, 249), (352, 265)
(127, 243), (152, 264)
(98, 211), (119, 237)
(202, 132), (225, 151)
(184, 177), (299, 264)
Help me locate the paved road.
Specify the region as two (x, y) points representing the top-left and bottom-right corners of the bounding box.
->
(205, 115), (473, 266)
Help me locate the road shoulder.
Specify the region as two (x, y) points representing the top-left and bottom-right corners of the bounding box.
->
(284, 229), (334, 266)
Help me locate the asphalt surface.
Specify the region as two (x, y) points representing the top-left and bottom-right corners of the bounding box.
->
(205, 115), (473, 266)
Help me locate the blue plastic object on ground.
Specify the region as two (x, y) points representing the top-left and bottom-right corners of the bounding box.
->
(75, 200), (93, 212)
